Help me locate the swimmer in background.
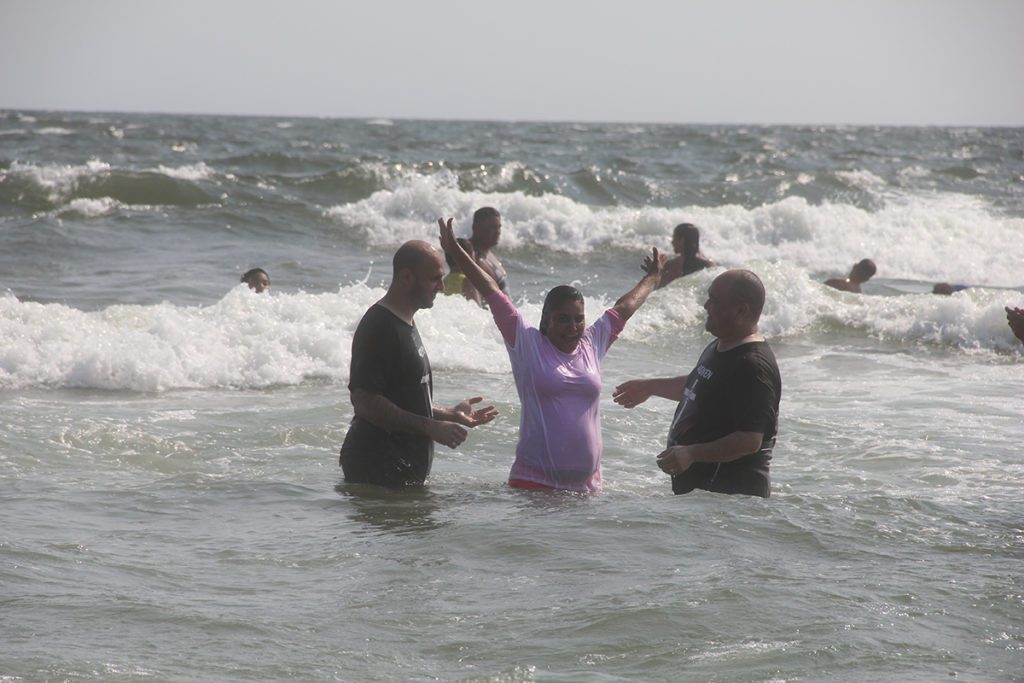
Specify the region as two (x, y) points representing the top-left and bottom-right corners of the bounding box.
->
(242, 268), (270, 293)
(469, 207), (508, 293)
(443, 238), (482, 305)
(658, 223), (714, 289)
(1006, 306), (1024, 344)
(824, 259), (876, 293)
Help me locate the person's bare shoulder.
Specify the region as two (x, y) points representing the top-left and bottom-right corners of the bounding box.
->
(658, 256), (684, 289)
(825, 278), (859, 293)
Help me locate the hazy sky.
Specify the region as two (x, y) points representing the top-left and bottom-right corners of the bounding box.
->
(2, 0), (1022, 126)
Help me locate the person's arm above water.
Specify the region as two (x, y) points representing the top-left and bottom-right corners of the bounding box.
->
(433, 397), (498, 428)
(656, 354), (777, 475)
(612, 375), (690, 408)
(439, 217), (519, 345)
(825, 277), (859, 293)
(655, 431), (765, 476)
(461, 276), (482, 306)
(613, 247), (664, 322)
(351, 387), (470, 450)
(439, 218), (498, 297)
(657, 255), (684, 289)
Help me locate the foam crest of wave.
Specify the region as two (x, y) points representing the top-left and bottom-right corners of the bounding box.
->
(154, 162), (214, 181)
(817, 283), (1022, 351)
(3, 159), (219, 208)
(0, 287), (364, 391)
(0, 285), (528, 392)
(743, 262), (1020, 351)
(325, 173), (1023, 286)
(5, 159), (112, 202)
(8, 264), (1021, 393)
(63, 197), (121, 217)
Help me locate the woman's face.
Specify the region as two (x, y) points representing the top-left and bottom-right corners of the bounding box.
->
(543, 299), (586, 353)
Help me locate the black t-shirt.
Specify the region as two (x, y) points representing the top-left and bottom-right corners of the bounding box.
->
(340, 304), (434, 487)
(668, 340), (781, 497)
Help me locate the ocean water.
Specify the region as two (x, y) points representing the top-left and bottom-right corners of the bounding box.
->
(1, 111), (1022, 681)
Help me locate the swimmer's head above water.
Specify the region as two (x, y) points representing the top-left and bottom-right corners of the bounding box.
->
(241, 268), (270, 293)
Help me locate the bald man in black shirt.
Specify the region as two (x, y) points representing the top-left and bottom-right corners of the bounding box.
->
(340, 240), (497, 488)
(613, 270), (781, 498)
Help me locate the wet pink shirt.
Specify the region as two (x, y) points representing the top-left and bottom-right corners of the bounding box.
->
(486, 291), (624, 492)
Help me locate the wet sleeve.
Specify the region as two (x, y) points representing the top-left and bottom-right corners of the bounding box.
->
(348, 313), (396, 395)
(585, 308), (626, 359)
(728, 357), (778, 435)
(484, 290), (521, 347)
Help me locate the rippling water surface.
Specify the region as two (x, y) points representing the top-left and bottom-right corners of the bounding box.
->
(1, 111), (1022, 681)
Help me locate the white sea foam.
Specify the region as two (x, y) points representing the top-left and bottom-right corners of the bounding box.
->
(834, 169), (886, 190)
(8, 159), (111, 202)
(0, 287), (359, 392)
(0, 283), (519, 392)
(1, 274), (1019, 393)
(35, 127), (73, 135)
(608, 261), (1022, 351)
(63, 197), (121, 217)
(325, 172), (1024, 286)
(154, 162), (213, 181)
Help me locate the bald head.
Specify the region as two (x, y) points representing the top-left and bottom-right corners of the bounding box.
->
(386, 240), (446, 316)
(393, 240), (441, 278)
(718, 269), (766, 320)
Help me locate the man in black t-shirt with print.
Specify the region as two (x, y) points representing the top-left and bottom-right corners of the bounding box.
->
(340, 240), (497, 488)
(613, 269), (781, 498)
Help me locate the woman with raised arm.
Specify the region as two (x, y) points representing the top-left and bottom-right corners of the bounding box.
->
(439, 217), (664, 492)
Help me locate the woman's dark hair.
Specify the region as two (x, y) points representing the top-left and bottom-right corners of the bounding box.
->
(539, 285), (584, 335)
(241, 268), (269, 284)
(672, 223), (701, 258)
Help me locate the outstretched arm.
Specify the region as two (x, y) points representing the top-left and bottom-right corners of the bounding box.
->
(461, 277), (482, 306)
(612, 375), (689, 408)
(439, 218), (498, 297)
(433, 396), (498, 427)
(656, 256), (683, 290)
(351, 388), (468, 450)
(613, 247), (665, 322)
